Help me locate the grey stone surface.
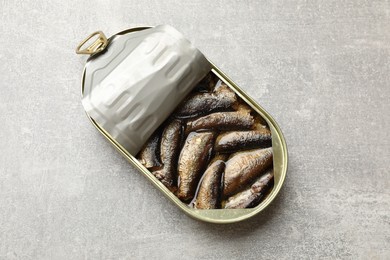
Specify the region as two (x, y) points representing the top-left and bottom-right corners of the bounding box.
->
(0, 0), (389, 259)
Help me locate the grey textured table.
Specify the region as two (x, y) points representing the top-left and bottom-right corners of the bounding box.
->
(0, 1), (389, 259)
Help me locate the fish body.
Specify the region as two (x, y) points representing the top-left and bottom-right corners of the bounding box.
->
(137, 131), (162, 169)
(224, 170), (274, 209)
(186, 111), (254, 133)
(223, 147), (273, 197)
(195, 160), (225, 209)
(175, 86), (237, 119)
(153, 119), (182, 191)
(177, 132), (214, 201)
(215, 129), (271, 153)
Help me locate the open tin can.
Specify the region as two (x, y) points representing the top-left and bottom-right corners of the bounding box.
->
(76, 25), (288, 223)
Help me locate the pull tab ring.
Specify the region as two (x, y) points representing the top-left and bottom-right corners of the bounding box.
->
(76, 31), (108, 55)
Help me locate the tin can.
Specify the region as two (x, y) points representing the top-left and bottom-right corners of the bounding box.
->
(76, 25), (288, 223)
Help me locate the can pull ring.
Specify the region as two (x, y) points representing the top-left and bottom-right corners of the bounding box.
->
(76, 31), (108, 55)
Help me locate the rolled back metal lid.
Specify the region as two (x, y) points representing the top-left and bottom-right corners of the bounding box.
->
(81, 25), (211, 155)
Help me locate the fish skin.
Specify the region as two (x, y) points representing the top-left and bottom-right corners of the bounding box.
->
(224, 169), (274, 209)
(186, 110), (254, 134)
(195, 160), (225, 209)
(174, 86), (237, 119)
(137, 131), (162, 168)
(223, 147), (273, 197)
(194, 72), (217, 92)
(209, 153), (229, 165)
(153, 119), (182, 191)
(215, 129), (272, 153)
(177, 132), (214, 201)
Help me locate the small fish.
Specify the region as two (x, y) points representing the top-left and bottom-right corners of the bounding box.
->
(194, 160), (225, 209)
(137, 131), (162, 169)
(174, 86), (237, 119)
(186, 110), (254, 134)
(177, 132), (214, 201)
(215, 129), (272, 153)
(223, 147), (273, 197)
(224, 169), (274, 209)
(153, 119), (183, 191)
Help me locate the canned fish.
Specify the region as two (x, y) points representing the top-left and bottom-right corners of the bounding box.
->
(76, 25), (288, 223)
